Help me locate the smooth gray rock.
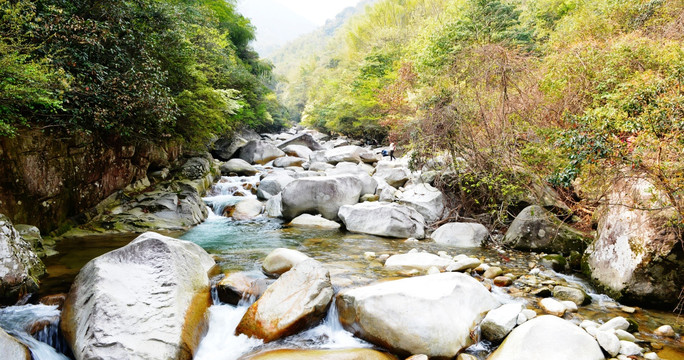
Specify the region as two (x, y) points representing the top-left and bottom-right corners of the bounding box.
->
(337, 272), (499, 358)
(220, 158), (258, 176)
(281, 175), (364, 220)
(273, 156), (307, 168)
(239, 140), (286, 165)
(397, 183), (445, 223)
(257, 174), (295, 200)
(211, 129), (261, 160)
(61, 232), (216, 360)
(265, 194), (283, 218)
(503, 205), (587, 255)
(236, 260), (333, 342)
(338, 202), (426, 239)
(282, 144), (313, 160)
(276, 133), (324, 151)
(431, 223), (488, 248)
(553, 285), (590, 306)
(488, 316), (604, 360)
(0, 214), (45, 304)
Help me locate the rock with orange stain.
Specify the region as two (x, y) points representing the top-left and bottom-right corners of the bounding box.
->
(235, 260), (333, 342)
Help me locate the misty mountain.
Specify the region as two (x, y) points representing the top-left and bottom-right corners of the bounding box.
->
(237, 0), (317, 57)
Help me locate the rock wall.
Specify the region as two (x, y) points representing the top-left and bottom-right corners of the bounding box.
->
(0, 129), (182, 232)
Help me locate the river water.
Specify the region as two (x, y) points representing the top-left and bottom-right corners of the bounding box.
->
(2, 173), (684, 359)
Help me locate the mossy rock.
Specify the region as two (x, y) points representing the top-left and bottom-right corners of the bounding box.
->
(504, 205), (589, 255)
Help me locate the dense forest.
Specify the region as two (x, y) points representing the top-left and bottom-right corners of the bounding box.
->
(0, 0), (288, 147)
(275, 0), (683, 226)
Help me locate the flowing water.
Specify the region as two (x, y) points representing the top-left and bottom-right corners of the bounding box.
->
(2, 173), (684, 359)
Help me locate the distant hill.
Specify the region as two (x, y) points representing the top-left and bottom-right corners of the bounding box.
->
(237, 0), (317, 57)
(268, 0), (376, 77)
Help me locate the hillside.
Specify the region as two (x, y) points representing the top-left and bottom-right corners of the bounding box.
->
(277, 0), (683, 228)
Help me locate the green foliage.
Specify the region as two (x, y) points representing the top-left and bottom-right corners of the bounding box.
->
(0, 0), (286, 146)
(276, 0), (684, 223)
(0, 0), (65, 136)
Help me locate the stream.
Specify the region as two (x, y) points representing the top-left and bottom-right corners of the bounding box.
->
(2, 172), (684, 359)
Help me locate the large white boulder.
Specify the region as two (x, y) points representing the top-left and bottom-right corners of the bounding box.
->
(273, 156), (307, 168)
(220, 158), (258, 176)
(488, 316), (604, 360)
(289, 214), (341, 230)
(324, 146), (375, 164)
(376, 179), (398, 202)
(236, 260), (333, 342)
(373, 161), (411, 188)
(257, 173), (295, 200)
(337, 272), (499, 358)
(503, 205), (587, 255)
(325, 164), (377, 195)
(280, 176), (364, 220)
(281, 144), (314, 159)
(61, 232), (216, 360)
(239, 140), (286, 165)
(431, 223), (488, 247)
(338, 202), (426, 239)
(397, 183), (445, 223)
(585, 175), (682, 306)
(225, 198), (263, 220)
(276, 133), (324, 151)
(384, 252), (453, 271)
(0, 214), (45, 304)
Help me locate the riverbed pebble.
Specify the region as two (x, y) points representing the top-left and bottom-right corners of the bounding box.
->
(620, 306), (637, 314)
(553, 285), (589, 306)
(446, 256), (481, 272)
(619, 340), (642, 356)
(614, 329), (636, 342)
(484, 266), (503, 279)
(644, 352), (660, 360)
(493, 276), (513, 287)
(596, 330), (621, 357)
(654, 325), (676, 337)
(561, 300), (578, 312)
(539, 297), (566, 317)
(598, 316), (630, 332)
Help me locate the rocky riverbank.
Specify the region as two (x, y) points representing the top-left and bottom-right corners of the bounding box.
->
(0, 127), (682, 359)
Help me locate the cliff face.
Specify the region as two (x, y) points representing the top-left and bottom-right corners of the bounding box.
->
(0, 130), (181, 232)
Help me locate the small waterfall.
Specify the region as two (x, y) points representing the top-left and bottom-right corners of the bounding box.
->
(0, 304), (71, 360)
(193, 303), (264, 360)
(204, 175), (260, 216)
(287, 297), (371, 349)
